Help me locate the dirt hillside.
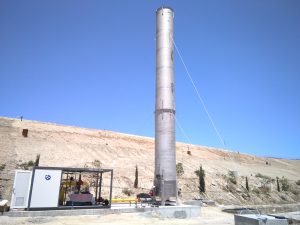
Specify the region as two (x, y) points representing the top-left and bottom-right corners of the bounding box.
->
(0, 116), (299, 205)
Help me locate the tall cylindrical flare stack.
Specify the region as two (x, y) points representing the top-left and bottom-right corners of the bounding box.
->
(154, 7), (177, 203)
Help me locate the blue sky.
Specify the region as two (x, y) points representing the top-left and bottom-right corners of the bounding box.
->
(1, 1), (299, 159)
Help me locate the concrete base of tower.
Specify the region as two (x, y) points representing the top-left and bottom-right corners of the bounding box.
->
(143, 205), (201, 219)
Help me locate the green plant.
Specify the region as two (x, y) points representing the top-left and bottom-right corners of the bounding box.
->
(134, 165), (138, 189)
(84, 160), (102, 168)
(195, 165), (205, 193)
(17, 160), (34, 170)
(277, 177), (280, 192)
(92, 160), (102, 168)
(122, 188), (133, 196)
(0, 164), (6, 172)
(176, 163), (184, 177)
(28, 160), (34, 166)
(255, 173), (274, 186)
(246, 176), (249, 191)
(228, 171), (237, 185)
(34, 154), (40, 166)
(227, 183), (237, 193)
(255, 173), (272, 180)
(280, 177), (290, 191)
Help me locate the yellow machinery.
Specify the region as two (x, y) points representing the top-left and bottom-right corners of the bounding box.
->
(59, 180), (90, 205)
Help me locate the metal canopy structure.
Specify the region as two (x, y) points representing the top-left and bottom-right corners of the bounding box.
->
(27, 166), (113, 211)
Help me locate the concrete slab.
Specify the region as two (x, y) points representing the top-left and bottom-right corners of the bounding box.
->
(7, 205), (201, 219)
(234, 214), (288, 225)
(143, 205), (201, 219)
(270, 211), (300, 224)
(223, 203), (300, 215)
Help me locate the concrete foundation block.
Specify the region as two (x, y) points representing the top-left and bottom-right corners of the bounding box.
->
(234, 214), (288, 225)
(144, 205), (201, 219)
(8, 205), (201, 219)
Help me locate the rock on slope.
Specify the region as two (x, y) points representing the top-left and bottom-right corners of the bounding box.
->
(0, 116), (299, 204)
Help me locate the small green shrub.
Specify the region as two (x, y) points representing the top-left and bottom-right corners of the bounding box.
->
(0, 164), (6, 172)
(229, 177), (237, 184)
(280, 178), (290, 191)
(122, 188), (134, 196)
(195, 165), (205, 193)
(227, 183), (236, 193)
(277, 177), (280, 192)
(34, 154), (40, 166)
(228, 171), (237, 185)
(92, 160), (102, 168)
(255, 173), (272, 181)
(84, 160), (102, 168)
(246, 176), (249, 191)
(176, 163), (184, 177)
(134, 165), (138, 189)
(17, 160), (34, 170)
(280, 195), (287, 201)
(255, 173), (274, 187)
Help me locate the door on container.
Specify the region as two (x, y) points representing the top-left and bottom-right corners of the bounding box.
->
(11, 170), (32, 208)
(29, 169), (62, 208)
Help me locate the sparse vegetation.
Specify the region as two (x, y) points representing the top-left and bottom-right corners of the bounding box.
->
(227, 183), (237, 193)
(255, 173), (274, 186)
(134, 165), (138, 188)
(16, 154), (40, 170)
(252, 185), (270, 195)
(228, 171), (237, 185)
(92, 160), (102, 168)
(246, 176), (249, 191)
(195, 165), (205, 193)
(34, 154), (40, 166)
(255, 173), (272, 181)
(176, 162), (184, 177)
(0, 164), (5, 172)
(0, 164), (6, 199)
(2, 117), (300, 205)
(17, 160), (34, 170)
(258, 185), (270, 194)
(277, 177), (280, 192)
(280, 177), (290, 191)
(122, 188), (133, 196)
(84, 160), (102, 168)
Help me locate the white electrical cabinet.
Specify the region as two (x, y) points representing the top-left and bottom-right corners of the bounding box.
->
(11, 170), (32, 209)
(29, 169), (62, 208)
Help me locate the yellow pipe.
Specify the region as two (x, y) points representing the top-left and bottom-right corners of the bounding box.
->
(111, 198), (139, 203)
